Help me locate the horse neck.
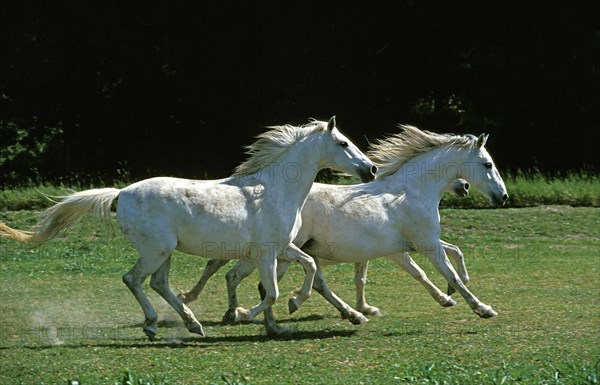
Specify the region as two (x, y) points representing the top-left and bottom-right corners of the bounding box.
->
(253, 137), (321, 210)
(391, 146), (466, 201)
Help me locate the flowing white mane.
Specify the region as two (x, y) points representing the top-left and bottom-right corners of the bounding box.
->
(233, 120), (328, 176)
(368, 124), (477, 178)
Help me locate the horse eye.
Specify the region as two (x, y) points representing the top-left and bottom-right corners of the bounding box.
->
(484, 162), (493, 169)
(339, 141), (349, 148)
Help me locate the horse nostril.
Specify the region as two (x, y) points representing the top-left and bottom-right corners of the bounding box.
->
(464, 183), (470, 190)
(502, 194), (509, 201)
(370, 165), (378, 175)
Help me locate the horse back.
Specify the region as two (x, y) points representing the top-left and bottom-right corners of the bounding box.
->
(116, 177), (257, 250)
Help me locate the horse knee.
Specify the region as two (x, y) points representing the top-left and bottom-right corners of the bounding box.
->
(305, 260), (317, 275)
(122, 273), (136, 289)
(261, 287), (278, 306)
(149, 277), (160, 292)
(225, 270), (238, 285)
(150, 274), (168, 294)
(262, 293), (277, 306)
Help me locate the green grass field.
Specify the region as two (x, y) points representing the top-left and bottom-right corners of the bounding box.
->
(0, 205), (598, 384)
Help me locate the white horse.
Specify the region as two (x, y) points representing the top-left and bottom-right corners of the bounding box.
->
(179, 178), (470, 322)
(181, 125), (508, 332)
(0, 117), (377, 340)
(343, 178), (471, 318)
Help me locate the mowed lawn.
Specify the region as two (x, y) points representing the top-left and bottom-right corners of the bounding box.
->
(0, 206), (598, 384)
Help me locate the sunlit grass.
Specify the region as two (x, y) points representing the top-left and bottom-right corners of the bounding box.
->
(0, 206), (598, 384)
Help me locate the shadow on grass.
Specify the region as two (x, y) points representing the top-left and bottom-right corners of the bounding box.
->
(125, 313), (326, 329)
(0, 327), (356, 350)
(0, 312), (347, 351)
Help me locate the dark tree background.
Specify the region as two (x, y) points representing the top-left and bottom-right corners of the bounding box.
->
(1, 1), (598, 185)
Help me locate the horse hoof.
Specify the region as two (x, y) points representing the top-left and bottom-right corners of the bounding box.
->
(187, 321), (205, 337)
(441, 297), (457, 307)
(359, 306), (382, 317)
(288, 298), (300, 315)
(222, 309), (237, 324)
(144, 328), (157, 342)
(482, 308), (498, 318)
(475, 305), (498, 318)
(348, 312), (369, 325)
(447, 284), (456, 296)
(234, 307), (250, 322)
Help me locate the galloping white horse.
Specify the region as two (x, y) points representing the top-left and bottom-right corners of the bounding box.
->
(179, 178), (470, 322)
(0, 117), (377, 340)
(345, 178), (471, 317)
(181, 125), (508, 332)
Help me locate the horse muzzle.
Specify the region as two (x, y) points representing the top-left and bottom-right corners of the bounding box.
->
(491, 193), (509, 206)
(358, 164), (378, 183)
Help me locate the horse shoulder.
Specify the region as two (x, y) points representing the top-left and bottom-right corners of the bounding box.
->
(401, 205), (441, 245)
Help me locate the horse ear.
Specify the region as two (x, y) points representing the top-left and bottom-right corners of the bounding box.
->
(327, 116), (336, 131)
(477, 133), (489, 148)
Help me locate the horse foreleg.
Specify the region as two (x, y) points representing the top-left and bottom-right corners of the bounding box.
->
(354, 261), (382, 316)
(234, 252), (279, 323)
(261, 259), (293, 336)
(388, 253), (456, 307)
(178, 259), (229, 304)
(420, 241), (496, 318)
(222, 259), (258, 323)
(441, 240), (469, 295)
(150, 255), (204, 337)
(279, 243), (317, 314)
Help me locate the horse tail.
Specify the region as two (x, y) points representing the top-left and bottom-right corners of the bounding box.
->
(0, 188), (121, 244)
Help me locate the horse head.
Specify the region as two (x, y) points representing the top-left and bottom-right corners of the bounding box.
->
(464, 133), (509, 206)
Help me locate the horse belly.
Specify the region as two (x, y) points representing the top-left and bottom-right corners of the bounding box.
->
(300, 208), (400, 262)
(303, 230), (407, 263)
(172, 199), (259, 259)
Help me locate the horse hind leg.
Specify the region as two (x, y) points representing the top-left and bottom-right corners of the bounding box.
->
(178, 259), (229, 304)
(150, 255), (204, 337)
(354, 261), (383, 316)
(122, 253), (164, 341)
(313, 260), (368, 324)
